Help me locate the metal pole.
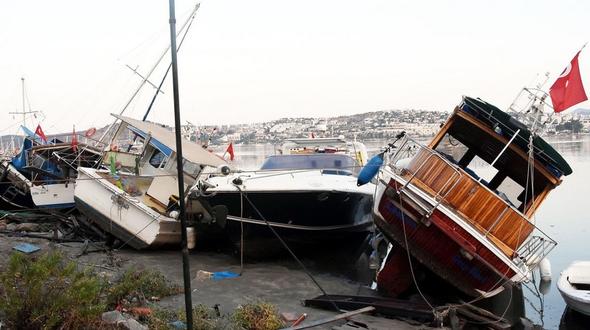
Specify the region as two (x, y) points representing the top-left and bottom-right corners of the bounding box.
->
(167, 0), (193, 328)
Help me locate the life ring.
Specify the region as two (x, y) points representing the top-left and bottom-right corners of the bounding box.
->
(85, 127), (97, 138)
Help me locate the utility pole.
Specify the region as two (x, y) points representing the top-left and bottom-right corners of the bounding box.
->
(167, 0), (193, 328)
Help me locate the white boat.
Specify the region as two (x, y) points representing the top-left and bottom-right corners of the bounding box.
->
(558, 261), (590, 316)
(202, 137), (375, 249)
(74, 114), (227, 249)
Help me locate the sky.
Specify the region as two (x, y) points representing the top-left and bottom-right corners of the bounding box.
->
(0, 0), (589, 134)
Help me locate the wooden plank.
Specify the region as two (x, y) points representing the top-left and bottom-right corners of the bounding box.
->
(281, 306), (375, 330)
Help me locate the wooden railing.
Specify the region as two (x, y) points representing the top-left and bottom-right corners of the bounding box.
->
(390, 140), (534, 257)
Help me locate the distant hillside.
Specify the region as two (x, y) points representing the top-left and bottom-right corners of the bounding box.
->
(572, 108), (590, 116)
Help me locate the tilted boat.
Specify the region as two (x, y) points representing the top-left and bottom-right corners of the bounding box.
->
(74, 114), (227, 249)
(0, 132), (102, 209)
(372, 96), (570, 297)
(558, 261), (590, 316)
(202, 137), (375, 249)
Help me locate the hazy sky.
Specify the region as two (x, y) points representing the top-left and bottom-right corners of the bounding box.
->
(0, 0), (588, 134)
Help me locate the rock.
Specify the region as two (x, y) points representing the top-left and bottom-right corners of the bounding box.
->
(101, 310), (127, 324)
(118, 318), (148, 330)
(6, 223), (17, 231)
(0, 223), (6, 231)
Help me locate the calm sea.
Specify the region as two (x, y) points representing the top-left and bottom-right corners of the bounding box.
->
(228, 135), (590, 329)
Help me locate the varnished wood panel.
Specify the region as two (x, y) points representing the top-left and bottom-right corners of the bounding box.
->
(401, 148), (534, 256)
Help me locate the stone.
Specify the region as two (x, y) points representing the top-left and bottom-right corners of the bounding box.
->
(101, 310), (127, 324)
(118, 318), (148, 330)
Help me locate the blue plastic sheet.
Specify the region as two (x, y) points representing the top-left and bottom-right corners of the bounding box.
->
(211, 271), (240, 281)
(13, 243), (41, 254)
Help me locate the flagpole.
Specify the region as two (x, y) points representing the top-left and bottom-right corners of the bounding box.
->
(167, 0), (194, 328)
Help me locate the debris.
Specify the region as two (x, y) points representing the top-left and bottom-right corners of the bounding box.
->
(281, 312), (300, 322)
(196, 270), (213, 281)
(196, 270), (240, 281)
(119, 317), (148, 330)
(101, 310), (128, 324)
(304, 294), (432, 321)
(14, 223), (41, 232)
(12, 243), (40, 254)
(130, 307), (152, 317)
(291, 313), (307, 327)
(212, 271), (240, 280)
(169, 320), (187, 329)
(282, 306), (375, 330)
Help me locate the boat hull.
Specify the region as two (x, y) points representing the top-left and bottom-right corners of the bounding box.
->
(374, 177), (519, 297)
(558, 262), (590, 317)
(30, 184), (75, 209)
(75, 168), (181, 249)
(203, 189), (373, 247)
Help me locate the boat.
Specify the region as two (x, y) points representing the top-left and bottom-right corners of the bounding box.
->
(0, 77), (104, 209)
(74, 114), (228, 249)
(558, 261), (590, 316)
(370, 96), (570, 298)
(0, 134), (102, 209)
(201, 137), (375, 251)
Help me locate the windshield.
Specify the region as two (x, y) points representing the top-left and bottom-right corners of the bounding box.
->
(260, 154), (358, 175)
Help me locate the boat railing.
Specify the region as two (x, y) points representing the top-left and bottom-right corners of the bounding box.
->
(388, 136), (464, 210)
(386, 137), (556, 269)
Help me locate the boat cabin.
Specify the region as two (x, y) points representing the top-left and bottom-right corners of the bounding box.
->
(394, 97), (571, 257)
(261, 154), (357, 176)
(100, 114), (226, 214)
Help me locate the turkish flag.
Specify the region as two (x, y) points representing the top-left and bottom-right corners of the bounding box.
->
(549, 51), (588, 113)
(226, 142), (235, 161)
(35, 124), (47, 142)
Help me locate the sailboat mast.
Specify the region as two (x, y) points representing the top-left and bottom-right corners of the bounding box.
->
(21, 77), (26, 127)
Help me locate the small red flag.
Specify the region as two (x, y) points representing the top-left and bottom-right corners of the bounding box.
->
(35, 124), (47, 142)
(226, 142), (235, 161)
(549, 50), (588, 113)
(72, 126), (78, 152)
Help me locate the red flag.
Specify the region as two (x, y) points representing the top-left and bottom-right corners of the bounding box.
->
(549, 50), (588, 113)
(72, 126), (78, 152)
(226, 142), (235, 161)
(35, 124), (47, 142)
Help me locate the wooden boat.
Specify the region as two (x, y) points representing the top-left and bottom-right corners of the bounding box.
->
(74, 114), (227, 249)
(372, 96), (570, 297)
(558, 261), (590, 316)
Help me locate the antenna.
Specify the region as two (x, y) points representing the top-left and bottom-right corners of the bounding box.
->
(9, 77), (40, 128)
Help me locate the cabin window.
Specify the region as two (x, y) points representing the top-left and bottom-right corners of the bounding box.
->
(466, 156), (498, 184)
(434, 133), (468, 164)
(182, 160), (202, 177)
(495, 176), (524, 208)
(149, 150), (167, 168)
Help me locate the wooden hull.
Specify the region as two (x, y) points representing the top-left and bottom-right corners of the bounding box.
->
(374, 177), (521, 297)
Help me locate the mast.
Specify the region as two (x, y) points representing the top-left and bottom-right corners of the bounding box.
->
(9, 77), (39, 129)
(98, 4), (200, 145)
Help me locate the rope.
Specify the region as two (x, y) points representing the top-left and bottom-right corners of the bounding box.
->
(235, 185), (341, 313)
